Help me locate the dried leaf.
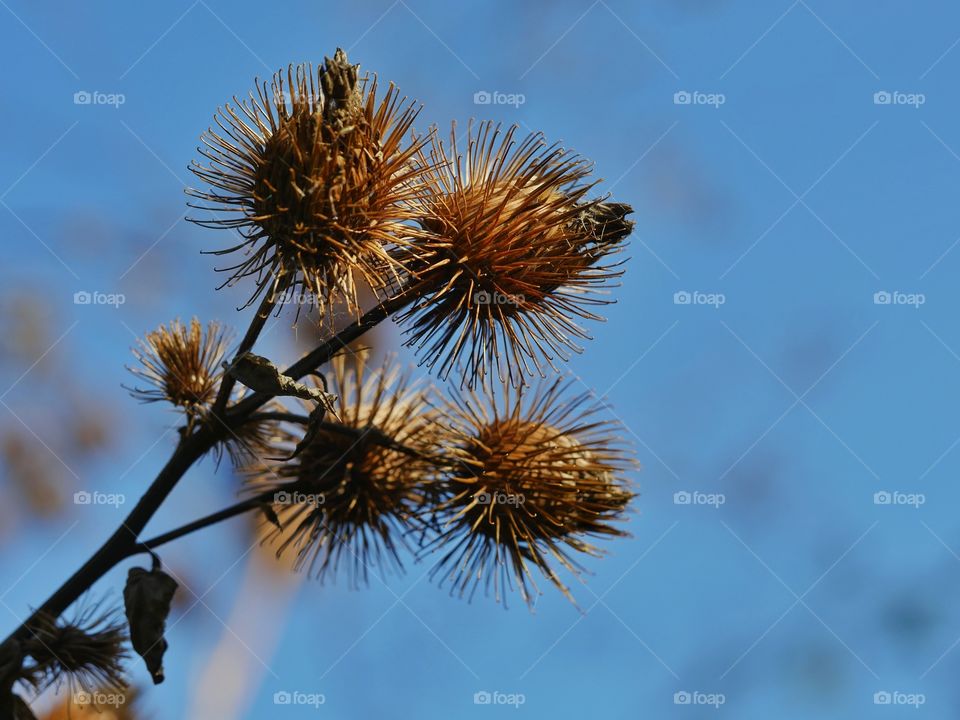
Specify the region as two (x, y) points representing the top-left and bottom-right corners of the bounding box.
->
(225, 353), (335, 408)
(123, 567), (178, 684)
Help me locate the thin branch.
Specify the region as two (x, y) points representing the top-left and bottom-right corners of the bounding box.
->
(212, 290), (277, 417)
(244, 412), (311, 425)
(228, 285), (419, 418)
(2, 288), (416, 650)
(136, 490), (276, 554)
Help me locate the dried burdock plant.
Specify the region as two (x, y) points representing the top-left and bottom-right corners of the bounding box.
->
(17, 604), (127, 696)
(125, 317), (228, 428)
(245, 351), (441, 587)
(1, 47), (637, 714)
(187, 50), (431, 314)
(424, 379), (634, 607)
(397, 122), (632, 388)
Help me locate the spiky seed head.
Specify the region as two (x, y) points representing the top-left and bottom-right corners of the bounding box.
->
(425, 379), (635, 607)
(246, 352), (442, 587)
(126, 318), (228, 425)
(397, 121), (633, 388)
(188, 52), (432, 314)
(19, 605), (127, 694)
(215, 400), (294, 469)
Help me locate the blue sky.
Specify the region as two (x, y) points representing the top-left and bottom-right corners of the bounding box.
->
(3, 1), (960, 718)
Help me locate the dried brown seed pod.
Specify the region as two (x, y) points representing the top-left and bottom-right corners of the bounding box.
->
(425, 378), (635, 607)
(126, 318), (229, 427)
(397, 121), (633, 388)
(19, 604), (127, 694)
(187, 52), (433, 314)
(245, 352), (443, 587)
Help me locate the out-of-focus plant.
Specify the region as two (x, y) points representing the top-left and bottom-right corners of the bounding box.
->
(0, 49), (637, 716)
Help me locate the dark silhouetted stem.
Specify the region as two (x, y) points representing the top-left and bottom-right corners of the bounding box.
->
(137, 489), (276, 553)
(1, 288), (417, 650)
(228, 287), (418, 419)
(212, 290), (277, 417)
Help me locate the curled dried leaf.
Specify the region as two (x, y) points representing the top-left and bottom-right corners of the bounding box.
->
(225, 353), (335, 408)
(123, 567), (178, 685)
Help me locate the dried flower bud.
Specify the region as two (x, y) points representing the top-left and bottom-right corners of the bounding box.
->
(19, 605), (127, 694)
(246, 352), (442, 587)
(126, 318), (228, 426)
(320, 48), (360, 124)
(398, 122), (633, 388)
(425, 379), (635, 606)
(187, 53), (432, 314)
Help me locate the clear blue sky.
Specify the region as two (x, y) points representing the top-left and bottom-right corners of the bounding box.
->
(3, 1), (960, 718)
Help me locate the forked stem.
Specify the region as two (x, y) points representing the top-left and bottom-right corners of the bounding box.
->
(212, 290), (278, 417)
(1, 288), (417, 650)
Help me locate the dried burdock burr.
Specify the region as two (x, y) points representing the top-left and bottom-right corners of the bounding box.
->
(187, 50), (433, 315)
(397, 121), (633, 388)
(424, 378), (635, 607)
(18, 604), (128, 695)
(245, 352), (443, 587)
(125, 317), (228, 428)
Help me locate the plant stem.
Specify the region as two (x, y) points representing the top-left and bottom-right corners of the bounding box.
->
(8, 429), (213, 639)
(1, 288), (416, 649)
(212, 290), (277, 417)
(137, 490), (276, 553)
(228, 286), (418, 418)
